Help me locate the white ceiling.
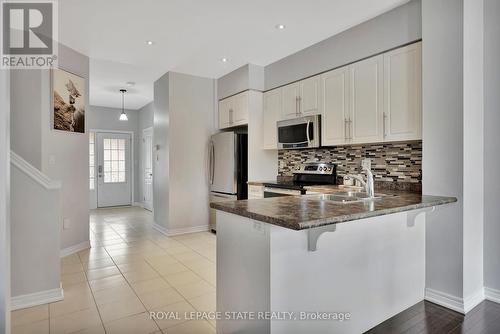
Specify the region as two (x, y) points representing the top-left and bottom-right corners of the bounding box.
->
(59, 0), (409, 110)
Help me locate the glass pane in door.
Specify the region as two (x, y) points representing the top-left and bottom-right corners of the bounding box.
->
(103, 138), (127, 183)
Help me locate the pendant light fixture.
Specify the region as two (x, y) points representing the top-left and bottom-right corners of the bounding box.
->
(119, 89), (128, 121)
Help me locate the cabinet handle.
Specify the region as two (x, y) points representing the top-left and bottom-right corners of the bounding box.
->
(229, 109), (233, 124)
(383, 113), (388, 138)
(344, 119), (348, 141)
(298, 96), (302, 115)
(348, 118), (353, 140)
(295, 97), (299, 116)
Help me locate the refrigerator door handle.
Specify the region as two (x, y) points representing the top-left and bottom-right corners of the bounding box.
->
(210, 141), (215, 185)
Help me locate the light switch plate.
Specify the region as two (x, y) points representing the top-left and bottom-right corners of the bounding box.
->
(361, 158), (371, 170)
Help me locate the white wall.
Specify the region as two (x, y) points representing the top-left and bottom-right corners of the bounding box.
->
(153, 72), (215, 234)
(10, 43), (90, 252)
(264, 0), (421, 90)
(10, 162), (61, 298)
(462, 0), (484, 302)
(0, 69), (11, 334)
(40, 44), (90, 251)
(153, 73), (170, 230)
(423, 0), (486, 311)
(422, 0), (464, 300)
(10, 70), (42, 169)
(484, 0), (500, 293)
(217, 64), (265, 100)
(167, 72), (215, 232)
(138, 102), (154, 206)
(87, 105), (142, 204)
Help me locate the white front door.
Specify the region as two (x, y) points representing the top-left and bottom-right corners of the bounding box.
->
(96, 132), (132, 207)
(142, 128), (153, 211)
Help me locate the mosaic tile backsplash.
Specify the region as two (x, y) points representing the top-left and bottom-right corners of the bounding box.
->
(278, 141), (422, 183)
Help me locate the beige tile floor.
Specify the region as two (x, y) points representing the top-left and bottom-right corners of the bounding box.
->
(12, 207), (217, 334)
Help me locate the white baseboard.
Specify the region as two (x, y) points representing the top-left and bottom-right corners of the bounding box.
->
(425, 287), (485, 314)
(425, 288), (466, 314)
(485, 287), (500, 304)
(60, 240), (90, 258)
(463, 289), (485, 313)
(11, 286), (64, 310)
(153, 222), (208, 237)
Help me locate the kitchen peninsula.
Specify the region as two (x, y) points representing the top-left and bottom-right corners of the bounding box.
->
(211, 191), (456, 334)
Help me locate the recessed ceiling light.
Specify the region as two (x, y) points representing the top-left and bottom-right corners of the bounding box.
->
(146, 40), (154, 45)
(221, 57), (228, 63)
(275, 24), (286, 30)
(126, 81), (135, 87)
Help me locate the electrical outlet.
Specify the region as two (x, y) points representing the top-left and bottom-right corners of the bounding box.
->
(253, 221), (265, 235)
(63, 218), (71, 229)
(361, 158), (371, 171)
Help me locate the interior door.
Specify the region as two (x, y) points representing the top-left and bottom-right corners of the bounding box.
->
(142, 128), (153, 211)
(96, 132), (132, 207)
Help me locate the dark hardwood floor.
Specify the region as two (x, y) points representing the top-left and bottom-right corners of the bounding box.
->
(365, 300), (500, 334)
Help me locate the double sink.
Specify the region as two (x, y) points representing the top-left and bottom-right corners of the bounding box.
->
(309, 191), (396, 204)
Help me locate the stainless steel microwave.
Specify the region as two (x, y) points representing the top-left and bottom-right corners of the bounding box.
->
(277, 115), (320, 149)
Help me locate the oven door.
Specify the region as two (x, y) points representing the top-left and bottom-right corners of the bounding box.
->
(277, 115), (320, 149)
(263, 187), (303, 198)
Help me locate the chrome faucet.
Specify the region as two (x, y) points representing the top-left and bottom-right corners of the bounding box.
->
(344, 166), (375, 198)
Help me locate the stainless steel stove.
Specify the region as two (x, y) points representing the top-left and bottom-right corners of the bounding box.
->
(263, 162), (337, 197)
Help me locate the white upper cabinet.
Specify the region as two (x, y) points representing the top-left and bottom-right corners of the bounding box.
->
(349, 55), (384, 144)
(218, 97), (232, 129)
(232, 91), (249, 126)
(280, 76), (322, 120)
(383, 42), (422, 141)
(299, 75), (322, 116)
(321, 67), (350, 146)
(263, 88), (282, 149)
(281, 82), (300, 120)
(218, 91), (249, 129)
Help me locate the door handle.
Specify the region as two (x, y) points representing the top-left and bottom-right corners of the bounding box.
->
(98, 165), (103, 178)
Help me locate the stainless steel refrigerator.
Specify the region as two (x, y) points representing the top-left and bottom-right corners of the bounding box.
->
(208, 131), (248, 232)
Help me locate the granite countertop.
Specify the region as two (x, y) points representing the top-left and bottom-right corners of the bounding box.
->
(210, 191), (457, 230)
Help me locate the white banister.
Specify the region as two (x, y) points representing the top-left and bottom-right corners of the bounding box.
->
(10, 151), (61, 190)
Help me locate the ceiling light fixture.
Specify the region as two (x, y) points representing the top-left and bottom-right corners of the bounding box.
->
(275, 24), (286, 30)
(119, 89), (128, 121)
(221, 57), (228, 63)
(146, 40), (154, 45)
